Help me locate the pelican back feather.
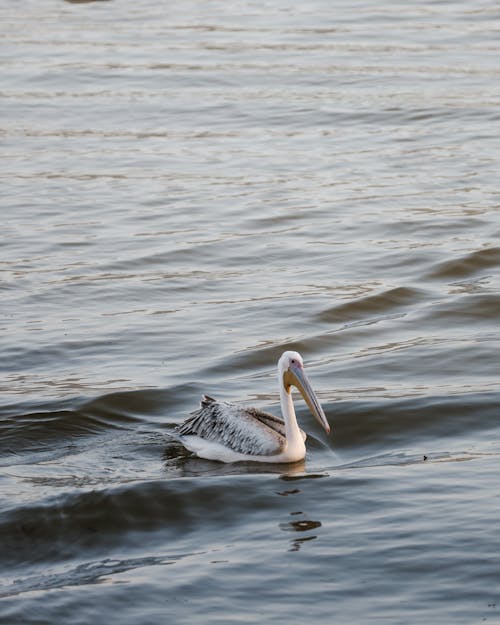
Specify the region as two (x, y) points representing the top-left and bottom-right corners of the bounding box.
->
(176, 397), (287, 456)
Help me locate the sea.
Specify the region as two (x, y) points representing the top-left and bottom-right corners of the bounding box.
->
(1, 1), (500, 623)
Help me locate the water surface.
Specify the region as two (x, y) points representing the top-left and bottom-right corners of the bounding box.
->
(2, 1), (500, 623)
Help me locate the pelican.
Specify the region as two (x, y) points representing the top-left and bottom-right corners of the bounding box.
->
(176, 351), (330, 463)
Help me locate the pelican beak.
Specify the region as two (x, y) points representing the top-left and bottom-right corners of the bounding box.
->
(284, 363), (331, 434)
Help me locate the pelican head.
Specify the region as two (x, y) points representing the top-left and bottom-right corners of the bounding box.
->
(278, 351), (331, 434)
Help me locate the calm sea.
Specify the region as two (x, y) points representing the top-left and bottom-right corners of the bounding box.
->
(2, 1), (500, 623)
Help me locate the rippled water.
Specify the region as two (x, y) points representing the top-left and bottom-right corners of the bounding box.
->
(2, 1), (500, 623)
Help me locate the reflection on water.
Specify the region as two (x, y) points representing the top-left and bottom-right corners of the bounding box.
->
(162, 439), (308, 478)
(2, 0), (500, 623)
(280, 515), (322, 551)
(288, 535), (318, 552)
(0, 555), (178, 599)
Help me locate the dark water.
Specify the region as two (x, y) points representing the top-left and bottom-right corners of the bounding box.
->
(2, 1), (500, 623)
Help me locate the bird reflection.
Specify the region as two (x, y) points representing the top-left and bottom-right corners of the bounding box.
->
(279, 515), (322, 552)
(289, 535), (318, 552)
(162, 438), (306, 477)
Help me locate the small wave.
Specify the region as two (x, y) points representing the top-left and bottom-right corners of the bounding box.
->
(0, 410), (117, 460)
(316, 286), (424, 324)
(428, 247), (500, 280)
(331, 448), (499, 472)
(0, 477), (274, 569)
(0, 553), (190, 599)
(330, 392), (500, 451)
(428, 293), (500, 321)
(0, 405), (138, 463)
(0, 386), (197, 464)
(64, 0), (110, 4)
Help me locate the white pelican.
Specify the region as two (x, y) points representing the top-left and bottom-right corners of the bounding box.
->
(176, 351), (330, 463)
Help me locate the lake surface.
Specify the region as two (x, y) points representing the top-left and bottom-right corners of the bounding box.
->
(2, 1), (500, 623)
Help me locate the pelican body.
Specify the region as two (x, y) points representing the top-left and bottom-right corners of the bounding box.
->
(176, 351), (330, 463)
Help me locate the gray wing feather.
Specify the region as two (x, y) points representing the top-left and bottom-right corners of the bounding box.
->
(177, 396), (286, 456)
